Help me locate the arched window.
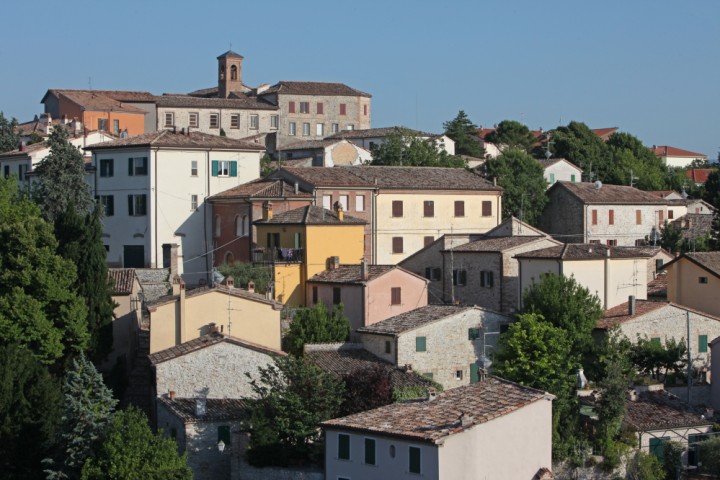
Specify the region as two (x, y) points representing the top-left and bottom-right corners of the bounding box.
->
(230, 65), (238, 81)
(224, 251), (234, 265)
(219, 65), (225, 80)
(243, 215), (249, 237)
(235, 215), (242, 237)
(215, 215), (221, 238)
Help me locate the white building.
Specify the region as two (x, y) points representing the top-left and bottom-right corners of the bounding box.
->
(327, 126), (456, 155)
(538, 157), (583, 186)
(87, 130), (264, 282)
(653, 145), (707, 169)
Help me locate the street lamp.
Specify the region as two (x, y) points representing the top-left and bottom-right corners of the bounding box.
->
(217, 440), (226, 454)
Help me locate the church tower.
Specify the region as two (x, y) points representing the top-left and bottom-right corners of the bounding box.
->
(217, 51), (243, 98)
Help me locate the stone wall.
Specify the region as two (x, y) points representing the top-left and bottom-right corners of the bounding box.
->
(156, 106), (277, 140)
(539, 186), (586, 243)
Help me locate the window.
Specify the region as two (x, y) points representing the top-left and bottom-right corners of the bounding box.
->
(453, 269), (467, 286)
(99, 195), (114, 216)
(571, 174), (576, 182)
(589, 240), (601, 244)
(312, 286), (318, 304)
(333, 287), (342, 305)
(288, 101), (296, 114)
(649, 437), (670, 463)
(468, 328), (480, 340)
(655, 259), (664, 270)
(18, 164), (27, 181)
(454, 200), (465, 217)
(699, 335), (708, 353)
(424, 200), (434, 217)
(338, 195), (349, 211)
(409, 446), (421, 474)
(481, 200), (492, 217)
(302, 123), (310, 136)
(592, 209), (598, 225)
(356, 195), (365, 212)
(423, 373), (433, 380)
(128, 157), (148, 176)
(317, 102), (324, 114)
(651, 337), (661, 344)
(659, 210), (664, 223)
(424, 236), (434, 247)
(323, 195), (332, 209)
(338, 433), (350, 460)
(289, 122), (296, 136)
(316, 123), (324, 136)
(606, 239), (617, 246)
(480, 271), (494, 288)
(345, 124), (354, 131)
(424, 267), (441, 281)
(230, 65), (238, 80)
(456, 370), (463, 380)
(230, 114), (240, 129)
(299, 101), (309, 113)
(364, 438), (376, 465)
(164, 112), (174, 127)
(364, 104), (368, 116)
(128, 194), (147, 216)
(210, 113), (219, 128)
(339, 103), (347, 115)
(332, 123), (340, 133)
(98, 118), (108, 131)
(699, 277), (708, 284)
(217, 425), (231, 446)
(609, 210), (614, 225)
(668, 209), (674, 219)
(250, 114), (259, 130)
(211, 160), (237, 177)
(391, 287), (401, 305)
(191, 160), (198, 176)
(113, 119), (120, 135)
(392, 237), (403, 254)
(189, 112), (199, 128)
(190, 194), (198, 210)
(100, 158), (114, 177)
(270, 115), (279, 129)
(3, 166), (9, 178)
(385, 340), (391, 353)
(636, 210), (642, 225)
(415, 337), (426, 352)
(392, 200), (403, 217)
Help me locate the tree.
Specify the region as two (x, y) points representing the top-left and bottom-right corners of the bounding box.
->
(660, 220), (683, 253)
(0, 111), (20, 153)
(711, 208), (720, 251)
(218, 261), (272, 294)
(340, 364), (392, 416)
(631, 336), (686, 380)
(443, 110), (485, 157)
(245, 355), (345, 466)
(626, 450), (665, 480)
(696, 435), (720, 475)
(0, 177), (89, 364)
(45, 355), (117, 479)
(605, 132), (669, 190)
(370, 128), (466, 167)
(0, 344), (63, 480)
(80, 407), (191, 480)
(285, 302), (351, 356)
(54, 205), (115, 361)
(551, 121), (611, 180)
(483, 120), (536, 152)
(483, 148), (548, 225)
(33, 125), (93, 222)
(705, 170), (720, 208)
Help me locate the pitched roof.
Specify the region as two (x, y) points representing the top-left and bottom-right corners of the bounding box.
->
(591, 127), (619, 140)
(85, 130), (265, 151)
(305, 343), (434, 390)
(653, 146), (706, 158)
(598, 300), (720, 330)
(43, 88), (156, 103)
(321, 376), (549, 444)
(217, 50), (244, 59)
(108, 268), (136, 295)
(515, 244), (656, 261)
(357, 305), (497, 336)
(686, 168), (715, 184)
(663, 251), (720, 279)
(208, 178), (314, 201)
(257, 81), (371, 98)
(156, 93), (276, 110)
(149, 332), (284, 365)
(449, 236), (546, 253)
(47, 90), (148, 114)
(253, 205), (366, 225)
(647, 274), (667, 299)
(147, 284), (282, 309)
(537, 158), (582, 171)
(158, 396), (247, 423)
(326, 126), (437, 140)
(624, 390), (711, 431)
(281, 139), (346, 150)
(308, 265), (419, 285)
(671, 214), (714, 240)
(549, 181), (668, 205)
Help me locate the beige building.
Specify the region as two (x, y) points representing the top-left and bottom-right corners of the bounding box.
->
(280, 139), (371, 166)
(322, 377), (554, 480)
(515, 244), (652, 310)
(664, 252), (720, 318)
(104, 268), (143, 372)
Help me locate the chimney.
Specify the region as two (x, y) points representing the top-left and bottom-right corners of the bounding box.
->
(577, 368), (588, 389)
(173, 276), (187, 343)
(163, 243), (180, 279)
(263, 201), (273, 221)
(195, 397), (207, 417)
(247, 280), (255, 293)
(168, 390), (176, 400)
(208, 322), (218, 334)
(629, 295), (636, 316)
(627, 388), (638, 402)
(459, 412), (474, 427)
(360, 258), (369, 281)
(294, 181), (299, 195)
(404, 364), (412, 372)
(223, 275), (235, 288)
(337, 205), (344, 222)
(426, 387), (438, 402)
(329, 256), (340, 270)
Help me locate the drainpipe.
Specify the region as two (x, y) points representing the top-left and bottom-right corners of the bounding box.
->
(498, 252), (504, 311)
(604, 247), (610, 309)
(205, 149), (211, 283)
(154, 148), (158, 268)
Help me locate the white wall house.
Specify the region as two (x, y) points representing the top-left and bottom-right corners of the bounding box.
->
(539, 158), (583, 187)
(327, 127), (456, 156)
(653, 145), (707, 169)
(87, 131), (264, 283)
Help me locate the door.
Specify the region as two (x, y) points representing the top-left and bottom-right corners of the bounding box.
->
(470, 363), (479, 384)
(123, 245), (145, 268)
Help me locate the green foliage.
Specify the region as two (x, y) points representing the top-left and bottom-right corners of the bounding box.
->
(260, 153), (274, 176)
(392, 385), (432, 402)
(697, 435), (720, 475)
(442, 110), (485, 157)
(0, 111), (20, 153)
(33, 126), (93, 222)
(483, 148), (548, 225)
(0, 344), (62, 480)
(285, 302), (351, 356)
(551, 121), (611, 181)
(595, 333), (632, 448)
(54, 205), (115, 361)
(80, 407), (191, 480)
(662, 441), (683, 479)
(245, 355), (345, 467)
(484, 120), (536, 152)
(340, 364), (392, 416)
(660, 220), (683, 253)
(0, 177), (89, 364)
(631, 336), (686, 380)
(626, 450), (666, 480)
(703, 170), (720, 207)
(370, 128), (466, 167)
(605, 132), (669, 190)
(218, 262), (271, 293)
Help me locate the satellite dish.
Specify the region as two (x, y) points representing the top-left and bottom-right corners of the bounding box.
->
(594, 180), (603, 190)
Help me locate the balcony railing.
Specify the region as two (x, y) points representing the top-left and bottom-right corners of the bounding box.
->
(253, 247), (305, 264)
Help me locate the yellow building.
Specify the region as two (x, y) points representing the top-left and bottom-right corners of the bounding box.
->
(254, 204), (367, 306)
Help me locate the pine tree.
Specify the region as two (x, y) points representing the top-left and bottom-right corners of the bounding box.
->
(0, 111), (20, 153)
(443, 110), (485, 157)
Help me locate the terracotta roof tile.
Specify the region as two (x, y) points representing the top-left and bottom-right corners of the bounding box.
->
(551, 181), (668, 205)
(653, 146), (706, 158)
(308, 265), (400, 284)
(686, 169), (715, 184)
(45, 89), (156, 103)
(149, 332), (285, 365)
(647, 275), (667, 299)
(537, 158), (581, 171)
(257, 81), (371, 98)
(209, 178), (314, 201)
(591, 127), (619, 140)
(326, 126), (437, 140)
(158, 397), (248, 423)
(108, 268), (136, 295)
(515, 244), (656, 260)
(86, 130), (265, 151)
(321, 376), (549, 444)
(51, 90), (148, 114)
(282, 139), (346, 150)
(624, 390), (711, 431)
(156, 93), (277, 110)
(450, 236), (545, 252)
(147, 284), (282, 309)
(357, 305), (501, 336)
(597, 300), (668, 329)
(664, 252), (720, 279)
(671, 214), (713, 240)
(253, 205), (366, 225)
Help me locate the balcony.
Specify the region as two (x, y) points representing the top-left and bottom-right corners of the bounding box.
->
(253, 247), (305, 264)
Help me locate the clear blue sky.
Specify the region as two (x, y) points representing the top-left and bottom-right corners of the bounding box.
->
(1, 0), (718, 158)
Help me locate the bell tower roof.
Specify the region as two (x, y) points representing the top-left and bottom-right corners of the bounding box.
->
(217, 50), (244, 60)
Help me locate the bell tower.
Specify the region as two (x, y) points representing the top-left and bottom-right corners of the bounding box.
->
(217, 50), (243, 98)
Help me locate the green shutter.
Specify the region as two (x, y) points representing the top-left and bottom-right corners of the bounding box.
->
(338, 434), (350, 460)
(128, 158), (134, 176)
(422, 372), (433, 380)
(699, 335), (708, 353)
(364, 438), (375, 465)
(217, 425), (231, 445)
(128, 195), (133, 215)
(649, 438), (666, 462)
(211, 160), (219, 177)
(571, 174), (576, 182)
(470, 363), (479, 384)
(651, 337), (661, 344)
(409, 446), (421, 474)
(230, 161), (238, 177)
(416, 336), (426, 352)
(549, 173), (555, 183)
(468, 328), (479, 340)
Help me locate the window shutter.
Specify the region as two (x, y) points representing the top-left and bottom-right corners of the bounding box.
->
(699, 335), (708, 353)
(230, 161), (238, 177)
(391, 287), (401, 305)
(211, 160), (219, 177)
(392, 237), (403, 254)
(424, 201), (434, 217)
(142, 157), (148, 174)
(317, 103), (323, 114)
(312, 286), (318, 304)
(488, 271), (494, 287)
(470, 363), (479, 384)
(480, 271), (486, 287)
(460, 270), (467, 285)
(424, 236), (434, 247)
(392, 200), (403, 217)
(433, 267), (441, 280)
(338, 434), (350, 460)
(409, 446), (421, 474)
(218, 425), (231, 445)
(128, 195), (133, 215)
(609, 210), (614, 225)
(482, 200), (492, 217)
(592, 210), (598, 225)
(128, 158), (134, 176)
(425, 267), (432, 279)
(107, 196), (114, 216)
(636, 210), (642, 224)
(416, 337), (426, 352)
(364, 438), (376, 465)
(455, 201), (465, 216)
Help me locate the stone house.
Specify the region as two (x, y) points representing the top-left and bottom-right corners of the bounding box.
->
(356, 305), (513, 389)
(306, 262), (429, 335)
(326, 126), (456, 155)
(664, 252), (720, 318)
(539, 181), (669, 246)
(538, 157), (582, 186)
(515, 244), (653, 310)
(279, 138), (371, 166)
(321, 377), (554, 480)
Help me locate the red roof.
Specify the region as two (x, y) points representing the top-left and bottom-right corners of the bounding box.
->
(686, 168), (716, 184)
(653, 146), (706, 158)
(591, 127), (618, 140)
